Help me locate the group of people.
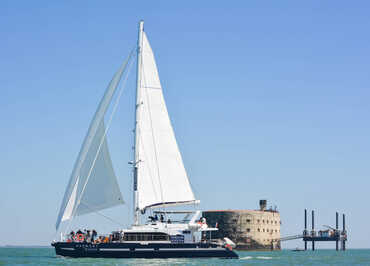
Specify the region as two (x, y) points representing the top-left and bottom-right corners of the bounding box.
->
(148, 214), (172, 224)
(68, 229), (115, 244)
(68, 229), (98, 243)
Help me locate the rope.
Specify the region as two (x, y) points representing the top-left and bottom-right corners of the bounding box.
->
(140, 59), (166, 216)
(79, 202), (127, 227)
(77, 51), (134, 204)
(137, 128), (160, 201)
(64, 50), (135, 234)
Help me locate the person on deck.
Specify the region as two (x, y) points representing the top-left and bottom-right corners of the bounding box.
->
(92, 230), (97, 242)
(69, 231), (75, 241)
(86, 230), (91, 242)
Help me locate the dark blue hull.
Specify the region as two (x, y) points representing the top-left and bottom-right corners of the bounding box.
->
(51, 242), (238, 259)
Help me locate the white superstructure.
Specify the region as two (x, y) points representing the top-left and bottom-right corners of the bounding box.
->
(55, 21), (207, 241)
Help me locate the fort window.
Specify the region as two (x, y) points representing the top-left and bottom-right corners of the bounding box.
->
(246, 228), (250, 232)
(257, 228), (260, 232)
(246, 219), (251, 223)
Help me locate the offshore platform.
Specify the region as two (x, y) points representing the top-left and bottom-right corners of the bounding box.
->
(277, 209), (348, 251)
(302, 209), (347, 251)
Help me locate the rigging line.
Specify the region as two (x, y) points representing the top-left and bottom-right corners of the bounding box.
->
(140, 47), (195, 216)
(64, 214), (77, 238)
(141, 60), (165, 212)
(64, 193), (78, 235)
(79, 202), (126, 227)
(137, 127), (160, 202)
(60, 51), (133, 233)
(63, 52), (134, 234)
(73, 50), (135, 219)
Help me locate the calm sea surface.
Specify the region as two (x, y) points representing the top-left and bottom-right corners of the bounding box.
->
(0, 248), (369, 265)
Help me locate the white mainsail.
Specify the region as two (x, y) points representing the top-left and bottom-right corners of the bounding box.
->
(55, 56), (131, 230)
(135, 30), (197, 212)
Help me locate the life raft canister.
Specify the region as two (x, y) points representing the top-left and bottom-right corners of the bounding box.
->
(74, 234), (84, 242)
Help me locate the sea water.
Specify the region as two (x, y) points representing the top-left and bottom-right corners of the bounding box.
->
(0, 247), (369, 265)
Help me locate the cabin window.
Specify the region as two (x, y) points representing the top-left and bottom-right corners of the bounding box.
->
(182, 230), (191, 234)
(123, 232), (169, 241)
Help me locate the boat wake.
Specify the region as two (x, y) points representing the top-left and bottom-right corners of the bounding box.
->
(240, 256), (276, 260)
(256, 256), (274, 259)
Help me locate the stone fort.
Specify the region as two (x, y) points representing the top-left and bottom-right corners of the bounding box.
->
(202, 200), (281, 250)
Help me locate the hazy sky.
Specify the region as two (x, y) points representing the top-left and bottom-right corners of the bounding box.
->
(1, 1), (369, 249)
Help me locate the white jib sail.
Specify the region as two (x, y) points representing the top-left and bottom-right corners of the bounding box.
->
(55, 56), (131, 230)
(136, 32), (197, 211)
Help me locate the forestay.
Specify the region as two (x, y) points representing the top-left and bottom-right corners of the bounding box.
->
(55, 56), (131, 230)
(136, 32), (197, 211)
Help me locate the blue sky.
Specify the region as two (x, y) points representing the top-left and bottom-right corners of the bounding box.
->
(1, 1), (369, 248)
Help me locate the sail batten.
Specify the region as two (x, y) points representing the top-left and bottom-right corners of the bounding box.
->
(135, 32), (197, 211)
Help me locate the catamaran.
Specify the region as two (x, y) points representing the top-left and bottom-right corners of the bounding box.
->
(51, 21), (238, 259)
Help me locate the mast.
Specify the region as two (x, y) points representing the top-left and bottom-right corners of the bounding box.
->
(133, 20), (144, 225)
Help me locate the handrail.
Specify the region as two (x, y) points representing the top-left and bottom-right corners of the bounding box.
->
(272, 235), (304, 242)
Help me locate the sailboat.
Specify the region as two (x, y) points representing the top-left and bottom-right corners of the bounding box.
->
(51, 21), (238, 259)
